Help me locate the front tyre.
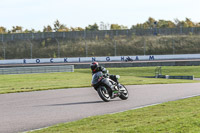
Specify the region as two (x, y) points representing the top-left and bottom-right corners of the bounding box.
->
(97, 87), (111, 102)
(119, 85), (129, 100)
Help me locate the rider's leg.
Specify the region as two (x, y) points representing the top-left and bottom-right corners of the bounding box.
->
(101, 78), (118, 91)
(109, 75), (122, 90)
(109, 75), (119, 84)
(101, 78), (118, 98)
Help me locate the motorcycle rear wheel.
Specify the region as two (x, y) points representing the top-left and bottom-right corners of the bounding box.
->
(97, 87), (111, 102)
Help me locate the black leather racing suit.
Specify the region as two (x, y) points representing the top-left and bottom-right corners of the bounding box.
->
(92, 66), (119, 91)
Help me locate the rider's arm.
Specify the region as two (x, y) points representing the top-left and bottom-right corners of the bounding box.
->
(100, 66), (108, 74)
(99, 66), (110, 78)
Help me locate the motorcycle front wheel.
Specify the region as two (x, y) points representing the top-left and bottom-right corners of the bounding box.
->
(97, 86), (111, 102)
(119, 85), (129, 100)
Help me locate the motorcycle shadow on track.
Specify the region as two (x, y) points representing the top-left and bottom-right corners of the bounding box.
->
(39, 100), (121, 107)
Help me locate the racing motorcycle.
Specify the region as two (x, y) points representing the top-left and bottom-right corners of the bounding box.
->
(91, 71), (129, 102)
(125, 56), (133, 62)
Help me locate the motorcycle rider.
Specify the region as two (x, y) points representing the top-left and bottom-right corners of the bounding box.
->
(90, 62), (120, 97)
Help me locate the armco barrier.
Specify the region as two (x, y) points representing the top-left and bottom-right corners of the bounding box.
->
(147, 75), (194, 80)
(1, 59), (200, 70)
(165, 75), (194, 80)
(73, 60), (200, 69)
(1, 54), (200, 65)
(0, 65), (74, 75)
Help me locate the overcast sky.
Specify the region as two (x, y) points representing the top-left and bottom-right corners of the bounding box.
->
(1, 0), (200, 31)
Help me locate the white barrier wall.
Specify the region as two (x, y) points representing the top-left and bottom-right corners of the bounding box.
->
(0, 54), (200, 65)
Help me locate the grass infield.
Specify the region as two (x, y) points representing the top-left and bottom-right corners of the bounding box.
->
(0, 66), (200, 94)
(29, 96), (200, 133)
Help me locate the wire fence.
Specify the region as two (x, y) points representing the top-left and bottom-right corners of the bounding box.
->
(1, 27), (200, 59)
(1, 27), (200, 41)
(0, 65), (74, 75)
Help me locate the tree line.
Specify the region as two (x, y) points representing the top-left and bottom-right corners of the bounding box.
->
(0, 17), (200, 34)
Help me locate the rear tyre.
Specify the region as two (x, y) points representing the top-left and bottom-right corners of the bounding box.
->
(97, 87), (111, 102)
(119, 85), (129, 100)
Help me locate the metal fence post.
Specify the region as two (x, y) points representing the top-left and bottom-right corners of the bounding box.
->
(1, 34), (6, 59)
(114, 31), (118, 56)
(172, 38), (175, 54)
(114, 39), (117, 56)
(1, 34), (5, 59)
(55, 38), (60, 58)
(1, 33), (3, 42)
(191, 27), (194, 34)
(144, 38), (146, 55)
(28, 39), (33, 59)
(32, 33), (34, 40)
(84, 30), (88, 57)
(180, 26), (183, 35)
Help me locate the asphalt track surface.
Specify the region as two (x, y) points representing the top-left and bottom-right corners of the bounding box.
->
(1, 83), (200, 133)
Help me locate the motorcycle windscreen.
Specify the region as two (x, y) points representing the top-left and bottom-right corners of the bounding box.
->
(92, 71), (103, 85)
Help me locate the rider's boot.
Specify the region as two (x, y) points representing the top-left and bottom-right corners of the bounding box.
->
(117, 83), (122, 89)
(111, 85), (118, 98)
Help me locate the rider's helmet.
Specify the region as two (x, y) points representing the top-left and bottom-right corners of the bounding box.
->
(90, 62), (99, 72)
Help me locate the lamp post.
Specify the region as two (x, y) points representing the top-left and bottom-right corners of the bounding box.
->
(154, 21), (157, 36)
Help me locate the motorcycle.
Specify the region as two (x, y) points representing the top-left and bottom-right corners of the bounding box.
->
(125, 56), (133, 62)
(91, 71), (129, 102)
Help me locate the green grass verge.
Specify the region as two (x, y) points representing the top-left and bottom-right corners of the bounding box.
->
(1, 66), (200, 94)
(29, 96), (200, 133)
